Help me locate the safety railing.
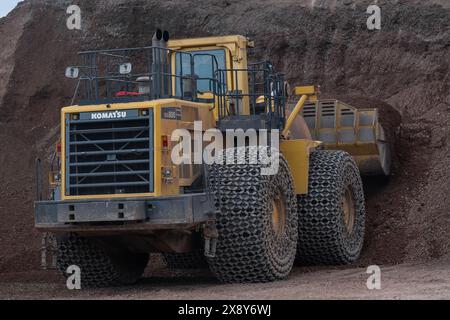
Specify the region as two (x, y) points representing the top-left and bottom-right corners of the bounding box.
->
(214, 61), (287, 130)
(69, 46), (221, 105)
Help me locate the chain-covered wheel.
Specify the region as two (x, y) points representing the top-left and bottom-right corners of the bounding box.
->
(162, 250), (208, 269)
(297, 150), (366, 265)
(56, 233), (149, 288)
(207, 146), (298, 283)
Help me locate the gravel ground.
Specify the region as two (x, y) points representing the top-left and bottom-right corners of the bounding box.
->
(1, 261), (450, 300)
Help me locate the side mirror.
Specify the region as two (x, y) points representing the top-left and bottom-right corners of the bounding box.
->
(65, 67), (79, 79)
(119, 63), (132, 75)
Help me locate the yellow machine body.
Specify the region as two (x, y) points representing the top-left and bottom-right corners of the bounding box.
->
(61, 99), (215, 201)
(59, 35), (388, 202)
(280, 139), (321, 194)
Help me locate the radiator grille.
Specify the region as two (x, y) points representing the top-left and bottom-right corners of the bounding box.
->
(65, 109), (154, 196)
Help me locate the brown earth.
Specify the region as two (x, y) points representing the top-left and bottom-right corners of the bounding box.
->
(1, 258), (450, 300)
(0, 0), (449, 297)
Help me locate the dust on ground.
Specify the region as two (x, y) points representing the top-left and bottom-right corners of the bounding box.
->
(1, 260), (450, 300)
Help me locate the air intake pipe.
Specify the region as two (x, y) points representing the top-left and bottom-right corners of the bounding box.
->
(152, 29), (170, 98)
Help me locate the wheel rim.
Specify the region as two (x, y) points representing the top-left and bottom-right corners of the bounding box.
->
(342, 187), (356, 234)
(271, 194), (286, 235)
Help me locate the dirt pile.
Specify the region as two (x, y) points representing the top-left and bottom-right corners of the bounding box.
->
(0, 0), (449, 276)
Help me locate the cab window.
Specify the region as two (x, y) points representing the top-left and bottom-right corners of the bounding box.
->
(175, 49), (227, 95)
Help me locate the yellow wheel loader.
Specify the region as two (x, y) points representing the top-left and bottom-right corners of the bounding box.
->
(35, 30), (392, 287)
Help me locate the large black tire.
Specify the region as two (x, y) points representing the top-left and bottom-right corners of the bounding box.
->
(162, 251), (208, 269)
(56, 234), (149, 288)
(207, 147), (298, 283)
(297, 150), (366, 265)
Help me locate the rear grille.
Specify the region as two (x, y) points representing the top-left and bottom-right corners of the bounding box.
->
(65, 109), (154, 196)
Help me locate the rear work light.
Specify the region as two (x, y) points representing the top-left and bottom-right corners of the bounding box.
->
(162, 135), (169, 149)
(56, 141), (62, 155)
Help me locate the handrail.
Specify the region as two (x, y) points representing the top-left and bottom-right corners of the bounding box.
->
(70, 46), (225, 104)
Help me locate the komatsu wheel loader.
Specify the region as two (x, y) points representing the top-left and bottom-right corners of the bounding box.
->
(34, 30), (392, 287)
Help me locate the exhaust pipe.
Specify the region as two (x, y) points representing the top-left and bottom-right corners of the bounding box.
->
(152, 29), (170, 98)
(152, 29), (163, 47)
(152, 29), (170, 48)
(152, 29), (168, 47)
(163, 30), (170, 43)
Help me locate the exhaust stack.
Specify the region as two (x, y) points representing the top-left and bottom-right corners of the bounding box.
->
(152, 29), (171, 98)
(152, 29), (163, 47)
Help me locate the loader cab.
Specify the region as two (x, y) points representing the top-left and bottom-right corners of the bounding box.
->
(169, 35), (250, 118)
(169, 35), (288, 131)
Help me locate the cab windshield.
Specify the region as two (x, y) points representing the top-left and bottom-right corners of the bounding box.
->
(175, 49), (226, 95)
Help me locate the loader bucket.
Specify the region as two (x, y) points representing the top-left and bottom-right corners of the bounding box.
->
(301, 99), (392, 176)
